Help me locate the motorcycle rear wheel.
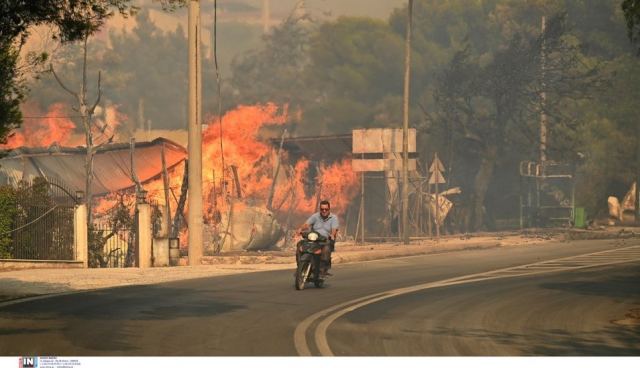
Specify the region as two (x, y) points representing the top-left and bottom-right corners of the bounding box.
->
(295, 262), (310, 290)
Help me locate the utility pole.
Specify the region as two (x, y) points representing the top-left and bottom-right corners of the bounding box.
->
(636, 120), (640, 223)
(540, 15), (547, 165)
(360, 166), (365, 244)
(401, 0), (413, 245)
(188, 0), (203, 266)
(262, 0), (270, 34)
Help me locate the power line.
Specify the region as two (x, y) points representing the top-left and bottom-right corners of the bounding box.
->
(22, 116), (81, 119)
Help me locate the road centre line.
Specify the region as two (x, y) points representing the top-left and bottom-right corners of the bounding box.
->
(295, 245), (640, 356)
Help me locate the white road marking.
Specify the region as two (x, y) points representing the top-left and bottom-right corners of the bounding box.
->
(294, 245), (640, 356)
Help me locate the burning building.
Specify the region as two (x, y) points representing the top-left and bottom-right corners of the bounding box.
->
(0, 103), (361, 256)
(0, 138), (186, 196)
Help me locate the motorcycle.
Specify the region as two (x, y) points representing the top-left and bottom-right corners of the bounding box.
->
(294, 231), (328, 290)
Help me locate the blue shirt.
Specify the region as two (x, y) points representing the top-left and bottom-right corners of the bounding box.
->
(305, 212), (339, 238)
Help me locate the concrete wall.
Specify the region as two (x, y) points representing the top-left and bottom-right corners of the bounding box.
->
(0, 259), (83, 270)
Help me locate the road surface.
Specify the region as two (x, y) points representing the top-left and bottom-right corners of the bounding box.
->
(0, 238), (638, 356)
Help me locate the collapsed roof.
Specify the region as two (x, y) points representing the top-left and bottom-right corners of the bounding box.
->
(0, 138), (186, 196)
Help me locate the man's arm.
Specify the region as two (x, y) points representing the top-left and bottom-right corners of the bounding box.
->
(298, 222), (310, 235)
(330, 227), (338, 240)
(329, 216), (339, 240)
(298, 214), (316, 235)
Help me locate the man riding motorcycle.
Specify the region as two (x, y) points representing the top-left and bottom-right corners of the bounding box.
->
(297, 200), (338, 276)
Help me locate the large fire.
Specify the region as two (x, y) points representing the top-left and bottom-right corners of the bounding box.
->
(1, 103), (78, 148)
(198, 103), (359, 220)
(1, 102), (124, 149)
(6, 101), (360, 244)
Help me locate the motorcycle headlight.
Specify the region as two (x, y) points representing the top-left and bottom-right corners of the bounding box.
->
(308, 232), (319, 242)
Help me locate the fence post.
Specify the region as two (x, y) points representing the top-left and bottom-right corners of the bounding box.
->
(137, 203), (152, 268)
(153, 205), (170, 267)
(74, 204), (88, 268)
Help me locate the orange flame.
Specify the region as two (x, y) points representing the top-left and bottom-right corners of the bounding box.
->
(2, 103), (78, 148)
(200, 103), (359, 220)
(91, 103), (359, 240)
(1, 103), (126, 149)
(202, 103), (288, 202)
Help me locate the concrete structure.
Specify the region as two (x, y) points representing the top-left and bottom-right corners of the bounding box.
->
(137, 203), (152, 268)
(153, 205), (170, 267)
(215, 201), (284, 252)
(153, 238), (170, 267)
(74, 204), (88, 268)
(187, 0), (204, 266)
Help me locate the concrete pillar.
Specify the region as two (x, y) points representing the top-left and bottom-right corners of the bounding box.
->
(153, 238), (170, 267)
(153, 205), (170, 267)
(137, 203), (152, 268)
(157, 205), (170, 238)
(74, 204), (88, 268)
(188, 0), (204, 266)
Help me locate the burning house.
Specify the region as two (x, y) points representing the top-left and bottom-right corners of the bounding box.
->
(0, 103), (361, 260)
(0, 138), (186, 196)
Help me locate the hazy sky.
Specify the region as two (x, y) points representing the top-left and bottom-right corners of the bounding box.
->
(111, 0), (408, 33)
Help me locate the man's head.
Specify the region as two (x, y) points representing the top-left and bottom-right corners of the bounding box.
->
(319, 200), (331, 219)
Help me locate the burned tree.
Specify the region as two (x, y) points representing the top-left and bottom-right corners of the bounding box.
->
(50, 35), (113, 227)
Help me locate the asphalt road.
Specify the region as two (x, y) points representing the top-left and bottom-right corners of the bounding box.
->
(0, 238), (638, 356)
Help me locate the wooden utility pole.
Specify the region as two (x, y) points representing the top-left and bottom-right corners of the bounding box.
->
(267, 129), (287, 210)
(161, 144), (172, 234)
(188, 0), (204, 265)
(172, 161), (189, 239)
(427, 174), (432, 236)
(262, 0), (271, 34)
(129, 138), (142, 196)
(540, 15), (547, 165)
(435, 169), (440, 240)
(401, 0), (413, 245)
(636, 121), (640, 223)
(360, 170), (365, 244)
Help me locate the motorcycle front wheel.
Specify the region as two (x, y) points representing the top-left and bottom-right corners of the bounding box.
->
(295, 261), (310, 290)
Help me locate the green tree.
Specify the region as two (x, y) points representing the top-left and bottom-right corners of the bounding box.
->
(230, 12), (313, 119)
(103, 9), (191, 131)
(622, 0), (640, 53)
(302, 17), (417, 134)
(29, 9), (221, 131)
(0, 186), (17, 258)
(0, 1), (135, 142)
(0, 42), (23, 145)
(432, 8), (602, 230)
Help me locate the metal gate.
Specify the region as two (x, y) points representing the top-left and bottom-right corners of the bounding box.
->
(91, 196), (136, 268)
(520, 161), (575, 228)
(7, 177), (77, 260)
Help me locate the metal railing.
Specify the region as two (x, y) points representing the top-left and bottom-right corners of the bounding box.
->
(91, 195), (136, 268)
(4, 177), (76, 260)
(91, 223), (132, 268)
